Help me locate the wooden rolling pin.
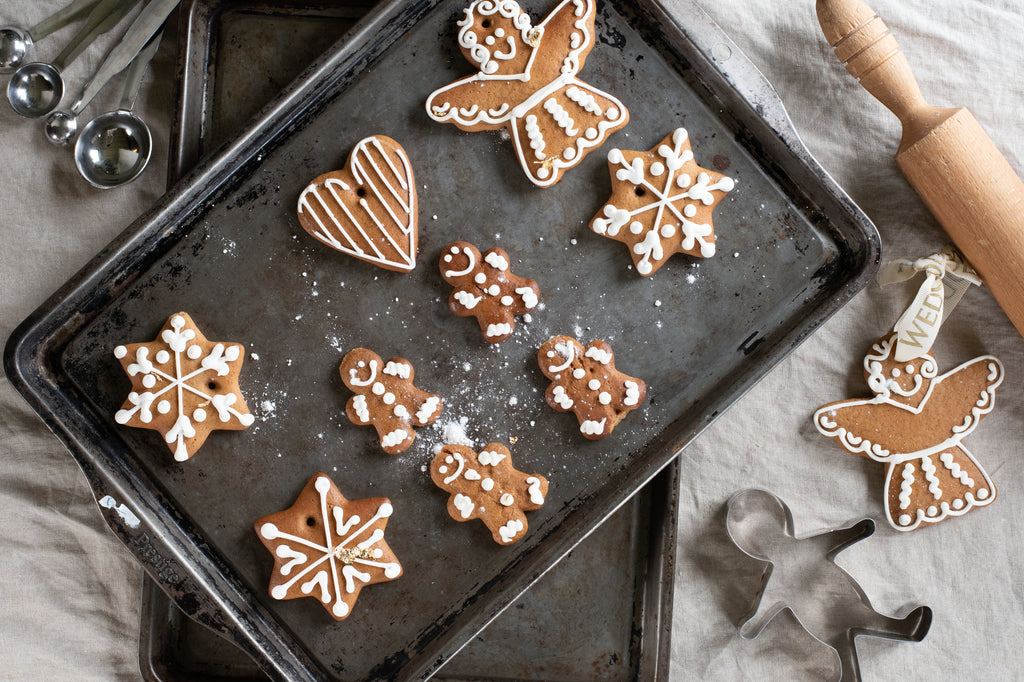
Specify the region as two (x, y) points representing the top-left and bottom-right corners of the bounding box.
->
(816, 0), (1024, 338)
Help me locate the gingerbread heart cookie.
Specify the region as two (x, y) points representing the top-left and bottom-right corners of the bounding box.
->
(590, 127), (735, 275)
(440, 241), (540, 343)
(538, 335), (645, 439)
(425, 0), (629, 187)
(341, 348), (442, 454)
(431, 443), (547, 544)
(255, 473), (402, 620)
(113, 312), (255, 461)
(297, 135), (417, 272)
(814, 332), (1003, 531)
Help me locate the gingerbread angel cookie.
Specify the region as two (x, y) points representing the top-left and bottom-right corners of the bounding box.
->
(814, 332), (1003, 531)
(255, 473), (402, 620)
(440, 241), (540, 343)
(113, 312), (255, 462)
(538, 335), (645, 439)
(341, 348), (442, 454)
(590, 127), (735, 276)
(431, 443), (547, 544)
(425, 0), (629, 187)
(297, 135), (418, 272)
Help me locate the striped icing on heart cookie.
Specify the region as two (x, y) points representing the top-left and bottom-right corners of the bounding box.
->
(297, 135), (418, 272)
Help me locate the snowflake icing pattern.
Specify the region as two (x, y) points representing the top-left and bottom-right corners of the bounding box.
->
(255, 474), (402, 620)
(590, 127), (735, 276)
(113, 312), (255, 461)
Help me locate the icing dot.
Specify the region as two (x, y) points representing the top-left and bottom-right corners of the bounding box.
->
(272, 586), (288, 600)
(439, 465), (448, 474)
(260, 522), (279, 539)
(156, 350), (170, 364)
(451, 246), (460, 254)
(572, 368), (585, 379)
(384, 563), (401, 579)
(585, 127), (598, 139)
(373, 548), (383, 558)
(171, 315), (186, 328)
(650, 162), (665, 176)
(537, 167), (550, 179)
(358, 361), (365, 367)
(906, 364), (915, 374)
(114, 346), (127, 359)
(187, 345), (202, 360)
(394, 405), (409, 418)
(372, 382), (386, 395)
(142, 375), (157, 389)
(926, 505), (938, 517)
(892, 368), (902, 378)
(474, 273), (487, 284)
(978, 488), (990, 500)
(605, 106), (619, 119)
(588, 379), (601, 390)
(383, 392), (396, 405)
(315, 476), (331, 493)
(546, 351), (555, 358)
(676, 174), (691, 188)
(599, 392), (612, 405)
(660, 224), (676, 238)
(444, 255), (453, 263)
(481, 478), (494, 491)
(898, 514), (911, 526)
(683, 204), (697, 218)
(487, 284), (500, 296)
(445, 456), (454, 464)
(157, 400), (171, 414)
(379, 502), (394, 517)
(193, 408), (207, 422)
(953, 498), (965, 510)
(333, 601), (349, 618)
(563, 147), (576, 161)
(495, 28), (505, 37)
(484, 35), (495, 45)
(500, 295), (514, 305)
(500, 493), (514, 506)
(629, 221), (644, 235)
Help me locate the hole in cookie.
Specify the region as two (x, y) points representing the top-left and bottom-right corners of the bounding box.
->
(356, 188), (367, 198)
(207, 381), (218, 390)
(481, 19), (491, 28)
(634, 187), (646, 197)
(306, 517), (316, 527)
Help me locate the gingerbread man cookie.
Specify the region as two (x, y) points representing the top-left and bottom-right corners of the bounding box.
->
(440, 241), (540, 343)
(538, 335), (645, 439)
(814, 332), (1003, 531)
(590, 127), (735, 276)
(255, 473), (402, 620)
(113, 312), (255, 462)
(297, 135), (418, 272)
(425, 0), (629, 187)
(431, 443), (547, 544)
(341, 348), (442, 453)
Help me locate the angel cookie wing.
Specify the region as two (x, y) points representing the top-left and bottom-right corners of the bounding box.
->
(426, 0), (628, 186)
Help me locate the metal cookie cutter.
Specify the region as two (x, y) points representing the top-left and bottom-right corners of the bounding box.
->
(726, 489), (932, 682)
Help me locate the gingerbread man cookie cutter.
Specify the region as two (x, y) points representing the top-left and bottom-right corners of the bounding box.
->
(726, 489), (932, 682)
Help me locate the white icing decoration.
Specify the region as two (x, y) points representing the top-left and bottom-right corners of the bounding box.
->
(187, 345), (202, 360)
(485, 251), (509, 271)
(552, 385), (573, 409)
(114, 345), (128, 359)
(921, 455), (942, 499)
(381, 429), (408, 449)
(454, 493), (475, 519)
(383, 361), (411, 379)
(584, 346), (612, 364)
(940, 451), (974, 487)
(487, 284), (501, 296)
(416, 396), (441, 424)
(548, 340), (576, 372)
(348, 360), (378, 387)
(156, 350), (170, 364)
(478, 450), (506, 466)
(499, 493), (515, 506)
(623, 381), (641, 406)
(352, 395), (370, 422)
(297, 136), (416, 272)
(372, 382), (386, 396)
(899, 463), (915, 510)
(454, 290), (483, 309)
(516, 286), (538, 309)
(501, 295), (514, 305)
(580, 418), (606, 436)
(525, 477), (545, 504)
(464, 468), (482, 481)
(481, 478), (494, 491)
(572, 368), (585, 379)
(587, 379), (601, 391)
(498, 519), (524, 543)
(486, 323), (513, 338)
(598, 392), (611, 405)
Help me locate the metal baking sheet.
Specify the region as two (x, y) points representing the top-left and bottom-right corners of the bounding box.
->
(4, 0), (879, 679)
(145, 2), (679, 680)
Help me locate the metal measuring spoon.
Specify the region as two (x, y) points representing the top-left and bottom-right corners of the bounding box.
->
(0, 0), (104, 73)
(7, 0), (139, 118)
(73, 30), (162, 188)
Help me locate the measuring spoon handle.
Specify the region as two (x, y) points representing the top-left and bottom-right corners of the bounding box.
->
(53, 0), (141, 70)
(28, 0), (105, 41)
(75, 0), (179, 110)
(118, 28), (162, 111)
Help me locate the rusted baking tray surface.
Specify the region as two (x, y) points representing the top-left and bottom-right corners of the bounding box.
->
(4, 0), (879, 679)
(147, 2), (679, 680)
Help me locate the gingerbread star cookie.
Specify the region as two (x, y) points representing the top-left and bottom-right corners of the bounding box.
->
(340, 348), (442, 454)
(538, 335), (645, 439)
(431, 443), (547, 545)
(297, 135), (417, 272)
(425, 0), (629, 187)
(255, 473), (402, 620)
(440, 241), (540, 343)
(590, 127), (735, 275)
(814, 332), (1003, 531)
(113, 312), (255, 462)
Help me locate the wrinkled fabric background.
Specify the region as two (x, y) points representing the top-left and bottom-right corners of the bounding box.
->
(1, 0), (1022, 679)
